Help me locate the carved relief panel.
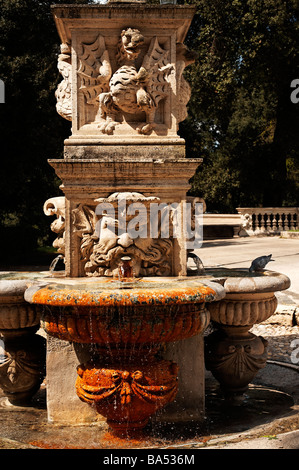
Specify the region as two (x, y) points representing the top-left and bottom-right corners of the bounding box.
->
(56, 27), (195, 138)
(45, 193), (175, 277)
(71, 192), (173, 277)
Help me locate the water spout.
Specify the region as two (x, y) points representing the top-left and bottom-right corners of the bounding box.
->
(49, 255), (65, 273)
(188, 252), (205, 275)
(118, 256), (135, 281)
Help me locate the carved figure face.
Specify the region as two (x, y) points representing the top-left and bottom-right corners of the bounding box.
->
(85, 212), (172, 277)
(120, 28), (144, 61)
(73, 193), (173, 278)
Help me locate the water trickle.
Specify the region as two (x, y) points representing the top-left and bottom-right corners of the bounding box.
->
(49, 255), (65, 274)
(118, 256), (135, 280)
(188, 252), (205, 275)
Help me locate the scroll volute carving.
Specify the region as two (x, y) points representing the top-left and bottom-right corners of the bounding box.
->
(43, 197), (66, 255)
(175, 43), (197, 125)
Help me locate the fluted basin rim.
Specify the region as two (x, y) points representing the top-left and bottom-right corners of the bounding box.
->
(197, 268), (290, 294)
(0, 272), (52, 297)
(24, 277), (225, 307)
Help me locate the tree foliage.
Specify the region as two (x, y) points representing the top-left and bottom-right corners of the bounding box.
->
(181, 0), (299, 212)
(0, 0), (92, 263)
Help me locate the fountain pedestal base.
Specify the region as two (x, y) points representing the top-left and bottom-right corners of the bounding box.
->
(44, 334), (207, 427)
(205, 326), (268, 402)
(0, 327), (46, 405)
(76, 357), (178, 432)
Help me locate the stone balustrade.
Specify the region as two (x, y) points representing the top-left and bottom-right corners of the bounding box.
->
(237, 207), (299, 236)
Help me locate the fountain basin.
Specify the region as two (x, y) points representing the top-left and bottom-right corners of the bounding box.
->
(0, 279), (40, 332)
(25, 277), (224, 345)
(0, 271), (63, 333)
(200, 268), (290, 326)
(25, 276), (225, 431)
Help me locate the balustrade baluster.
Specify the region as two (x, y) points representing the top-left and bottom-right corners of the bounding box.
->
(273, 213), (279, 232)
(277, 213), (283, 231)
(237, 207), (299, 235)
(266, 213), (272, 231)
(290, 213), (296, 230)
(252, 213), (257, 232)
(260, 213), (267, 232)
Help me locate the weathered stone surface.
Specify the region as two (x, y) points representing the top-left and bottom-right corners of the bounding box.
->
(43, 197), (65, 255)
(208, 293), (278, 327)
(47, 161), (201, 277)
(205, 329), (268, 400)
(49, 4), (201, 279)
(205, 268), (291, 402)
(38, 3), (213, 430)
(53, 4), (196, 143)
(160, 335), (206, 423)
(63, 142), (186, 160)
(0, 333), (45, 405)
(0, 276), (47, 405)
(220, 270), (290, 294)
(46, 336), (102, 425)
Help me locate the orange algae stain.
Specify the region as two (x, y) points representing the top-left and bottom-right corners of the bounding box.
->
(31, 285), (216, 307)
(101, 430), (147, 447)
(29, 433), (151, 449)
(29, 440), (83, 449)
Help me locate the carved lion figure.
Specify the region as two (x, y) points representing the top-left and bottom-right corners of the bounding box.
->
(76, 28), (173, 135)
(72, 192), (173, 277)
(55, 28), (196, 134)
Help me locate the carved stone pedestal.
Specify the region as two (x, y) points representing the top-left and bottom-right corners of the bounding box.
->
(0, 327), (46, 405)
(205, 326), (268, 402)
(204, 269), (290, 403)
(48, 3), (201, 279)
(0, 279), (46, 405)
(76, 350), (178, 433)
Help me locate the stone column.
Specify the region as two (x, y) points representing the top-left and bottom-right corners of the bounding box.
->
(49, 3), (200, 278)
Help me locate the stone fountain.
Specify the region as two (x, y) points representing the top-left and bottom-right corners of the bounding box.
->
(0, 1), (291, 436)
(25, 276), (224, 431)
(23, 1), (227, 431)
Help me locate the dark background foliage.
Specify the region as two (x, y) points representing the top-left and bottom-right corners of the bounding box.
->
(0, 0), (92, 265)
(182, 0), (299, 212)
(0, 0), (298, 265)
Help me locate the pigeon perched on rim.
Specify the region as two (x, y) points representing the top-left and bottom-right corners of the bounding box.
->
(249, 254), (274, 272)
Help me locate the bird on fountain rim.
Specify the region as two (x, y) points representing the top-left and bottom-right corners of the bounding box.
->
(249, 254), (274, 272)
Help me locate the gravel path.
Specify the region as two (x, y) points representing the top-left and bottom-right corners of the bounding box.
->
(250, 305), (299, 365)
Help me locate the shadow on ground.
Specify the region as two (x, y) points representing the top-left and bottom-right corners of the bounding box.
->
(0, 364), (298, 450)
